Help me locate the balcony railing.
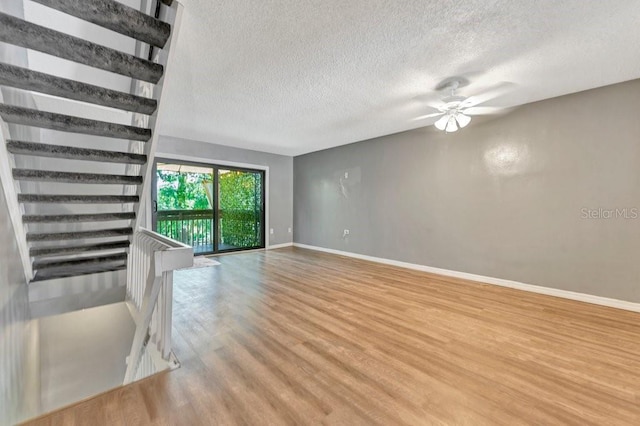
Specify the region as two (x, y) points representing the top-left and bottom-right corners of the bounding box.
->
(156, 209), (263, 253)
(157, 209), (213, 252)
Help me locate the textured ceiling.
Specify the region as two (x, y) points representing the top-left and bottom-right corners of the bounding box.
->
(159, 0), (640, 156)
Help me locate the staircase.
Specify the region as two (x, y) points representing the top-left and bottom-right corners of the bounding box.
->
(0, 0), (178, 290)
(0, 3), (194, 419)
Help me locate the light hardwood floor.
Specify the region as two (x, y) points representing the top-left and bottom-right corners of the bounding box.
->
(25, 247), (640, 425)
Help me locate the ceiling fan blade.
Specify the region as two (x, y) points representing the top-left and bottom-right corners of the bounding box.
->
(412, 91), (449, 111)
(462, 106), (508, 116)
(461, 82), (515, 108)
(425, 101), (448, 111)
(413, 112), (444, 121)
(412, 91), (442, 103)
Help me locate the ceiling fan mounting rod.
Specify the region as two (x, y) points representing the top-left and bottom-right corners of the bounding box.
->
(442, 79), (461, 97)
(435, 76), (468, 93)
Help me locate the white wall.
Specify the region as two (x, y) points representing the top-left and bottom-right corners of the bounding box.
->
(0, 94), (36, 425)
(38, 302), (135, 414)
(0, 166), (38, 425)
(0, 3), (40, 422)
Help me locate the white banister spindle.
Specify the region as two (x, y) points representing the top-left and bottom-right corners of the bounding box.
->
(124, 227), (192, 384)
(160, 270), (173, 359)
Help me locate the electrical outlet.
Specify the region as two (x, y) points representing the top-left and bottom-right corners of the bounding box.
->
(270, 228), (274, 235)
(344, 172), (349, 179)
(288, 227), (292, 233)
(343, 229), (350, 237)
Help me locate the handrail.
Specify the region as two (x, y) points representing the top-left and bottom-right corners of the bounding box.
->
(123, 227), (192, 384)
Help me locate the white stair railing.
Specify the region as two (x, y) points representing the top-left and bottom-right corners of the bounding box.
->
(123, 227), (192, 384)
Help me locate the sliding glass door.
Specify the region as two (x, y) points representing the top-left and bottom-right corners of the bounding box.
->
(152, 159), (265, 254)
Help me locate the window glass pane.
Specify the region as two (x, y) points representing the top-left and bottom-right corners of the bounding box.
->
(218, 169), (263, 250)
(156, 163), (214, 254)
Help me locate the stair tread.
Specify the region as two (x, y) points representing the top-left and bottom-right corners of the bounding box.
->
(23, 212), (135, 223)
(30, 240), (130, 257)
(33, 253), (128, 270)
(13, 169), (143, 185)
(31, 262), (126, 282)
(0, 12), (163, 83)
(6, 141), (147, 164)
(31, 0), (171, 48)
(0, 64), (157, 114)
(0, 105), (151, 141)
(18, 194), (139, 204)
(27, 227), (133, 241)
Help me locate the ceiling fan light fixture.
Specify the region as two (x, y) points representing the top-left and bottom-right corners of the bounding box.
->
(434, 115), (449, 131)
(456, 113), (471, 128)
(445, 116), (459, 133)
(433, 111), (471, 133)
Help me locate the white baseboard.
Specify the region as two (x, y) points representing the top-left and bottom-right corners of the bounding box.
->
(293, 243), (640, 313)
(268, 242), (293, 250)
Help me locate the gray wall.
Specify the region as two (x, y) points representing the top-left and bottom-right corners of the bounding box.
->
(158, 136), (294, 246)
(294, 79), (640, 303)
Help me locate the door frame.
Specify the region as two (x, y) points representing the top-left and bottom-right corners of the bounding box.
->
(152, 153), (269, 252)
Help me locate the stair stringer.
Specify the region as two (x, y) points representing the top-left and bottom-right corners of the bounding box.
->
(125, 2), (184, 231)
(0, 81), (34, 283)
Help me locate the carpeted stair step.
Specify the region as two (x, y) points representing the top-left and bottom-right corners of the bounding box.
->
(30, 240), (130, 257)
(6, 140), (147, 164)
(31, 0), (171, 48)
(31, 262), (127, 282)
(13, 169), (143, 185)
(27, 227), (133, 242)
(0, 64), (157, 114)
(0, 12), (163, 83)
(23, 212), (135, 223)
(0, 105), (151, 141)
(18, 194), (139, 204)
(33, 253), (128, 270)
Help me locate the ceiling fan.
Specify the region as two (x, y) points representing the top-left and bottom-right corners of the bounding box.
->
(414, 78), (512, 133)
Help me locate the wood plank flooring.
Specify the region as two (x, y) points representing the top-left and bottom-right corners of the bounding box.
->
(24, 247), (640, 425)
